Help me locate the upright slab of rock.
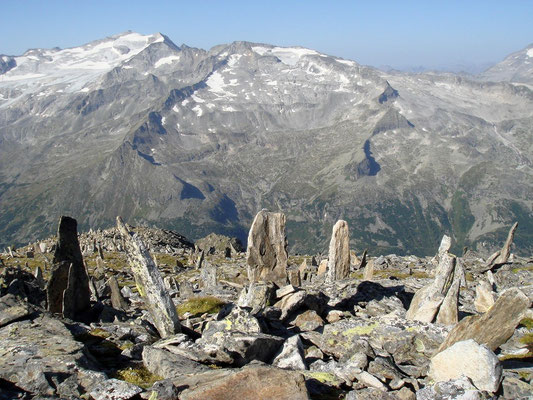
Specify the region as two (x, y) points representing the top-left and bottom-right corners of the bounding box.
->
(116, 217), (180, 337)
(46, 216), (91, 319)
(246, 210), (288, 286)
(326, 220), (351, 283)
(406, 251), (460, 324)
(484, 222), (518, 271)
(437, 287), (530, 353)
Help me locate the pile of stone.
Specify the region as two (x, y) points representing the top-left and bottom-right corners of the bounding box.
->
(0, 213), (531, 400)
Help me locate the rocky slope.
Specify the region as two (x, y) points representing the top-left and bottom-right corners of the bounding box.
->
(2, 33), (533, 256)
(0, 217), (531, 399)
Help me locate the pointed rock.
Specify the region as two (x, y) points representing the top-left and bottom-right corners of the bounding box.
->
(108, 276), (128, 311)
(363, 259), (375, 281)
(246, 210), (288, 286)
(273, 335), (307, 370)
(406, 253), (457, 323)
(116, 216), (181, 337)
(437, 288), (530, 353)
(484, 222), (518, 271)
(326, 220), (351, 282)
(436, 258), (464, 325)
(47, 216), (91, 319)
(474, 280), (495, 313)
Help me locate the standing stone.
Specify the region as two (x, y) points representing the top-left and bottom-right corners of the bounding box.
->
(195, 250), (205, 270)
(46, 216), (91, 319)
(288, 269), (301, 287)
(246, 210), (288, 286)
(34, 266), (45, 289)
(200, 262), (218, 291)
(358, 249), (368, 270)
(474, 280), (495, 313)
(437, 288), (530, 353)
(484, 222), (518, 271)
(108, 276), (128, 311)
(435, 258), (464, 325)
(406, 253), (457, 323)
(317, 260), (328, 277)
(116, 217), (180, 337)
(326, 220), (351, 283)
(363, 260), (375, 281)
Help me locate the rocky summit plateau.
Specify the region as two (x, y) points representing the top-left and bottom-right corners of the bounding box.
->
(0, 212), (532, 399)
(2, 32), (533, 256)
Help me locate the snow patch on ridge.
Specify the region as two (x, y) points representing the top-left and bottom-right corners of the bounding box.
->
(251, 46), (319, 66)
(154, 55), (180, 68)
(527, 48), (533, 58)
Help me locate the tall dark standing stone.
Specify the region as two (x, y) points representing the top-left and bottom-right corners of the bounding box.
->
(246, 210), (288, 287)
(46, 216), (91, 319)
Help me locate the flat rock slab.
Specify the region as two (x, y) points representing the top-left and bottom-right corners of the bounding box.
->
(0, 294), (30, 328)
(142, 346), (210, 380)
(179, 365), (310, 400)
(90, 378), (142, 400)
(438, 288), (531, 353)
(0, 316), (89, 395)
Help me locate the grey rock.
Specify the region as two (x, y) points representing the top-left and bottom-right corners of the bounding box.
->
(273, 289), (307, 320)
(474, 280), (495, 313)
(142, 346), (210, 380)
(149, 379), (180, 400)
(116, 217), (181, 337)
(438, 287), (531, 352)
(430, 339), (502, 392)
(415, 377), (483, 400)
(0, 294), (30, 328)
(326, 220), (351, 282)
(236, 282), (276, 315)
(199, 262), (218, 291)
(90, 378), (142, 400)
(108, 276), (128, 311)
(246, 210), (288, 286)
(291, 309), (325, 331)
(50, 216), (91, 319)
(272, 334), (307, 370)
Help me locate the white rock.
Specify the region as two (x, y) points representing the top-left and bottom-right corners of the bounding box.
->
(273, 334), (307, 370)
(430, 339), (502, 392)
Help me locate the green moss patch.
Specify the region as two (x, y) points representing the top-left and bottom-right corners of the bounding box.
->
(113, 365), (163, 389)
(176, 296), (226, 318)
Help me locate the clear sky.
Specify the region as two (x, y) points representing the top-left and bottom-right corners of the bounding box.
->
(1, 0), (533, 71)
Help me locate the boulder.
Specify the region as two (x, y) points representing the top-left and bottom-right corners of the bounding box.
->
(272, 334), (307, 370)
(437, 287), (531, 352)
(179, 365), (310, 400)
(416, 377), (483, 400)
(89, 378), (142, 400)
(326, 220), (351, 282)
(116, 217), (181, 337)
(430, 339), (502, 392)
(237, 282), (276, 315)
(0, 294), (30, 328)
(142, 346), (210, 380)
(246, 210), (288, 286)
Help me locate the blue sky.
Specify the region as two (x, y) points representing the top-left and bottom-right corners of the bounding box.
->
(1, 0), (533, 70)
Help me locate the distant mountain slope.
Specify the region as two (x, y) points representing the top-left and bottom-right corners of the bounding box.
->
(480, 43), (533, 85)
(1, 32), (533, 256)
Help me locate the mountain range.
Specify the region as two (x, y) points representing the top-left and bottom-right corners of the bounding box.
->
(1, 32), (533, 256)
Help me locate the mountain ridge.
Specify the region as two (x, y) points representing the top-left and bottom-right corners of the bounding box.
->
(1, 33), (533, 256)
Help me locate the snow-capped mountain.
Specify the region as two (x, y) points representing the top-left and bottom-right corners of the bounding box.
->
(480, 43), (533, 86)
(1, 32), (533, 256)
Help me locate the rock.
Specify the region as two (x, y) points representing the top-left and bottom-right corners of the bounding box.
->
(485, 222), (518, 271)
(204, 306), (262, 336)
(326, 220), (351, 282)
(50, 216), (91, 319)
(0, 294), (30, 328)
(355, 370), (387, 391)
(474, 280), (495, 313)
(195, 249), (205, 269)
(272, 334), (307, 370)
(416, 377), (483, 400)
(179, 365), (310, 400)
(406, 253), (457, 323)
(149, 379), (180, 400)
(116, 216), (181, 337)
(273, 290), (307, 320)
(435, 257), (463, 325)
(276, 284), (297, 298)
(46, 261), (71, 314)
(89, 378), (142, 400)
(0, 316), (89, 395)
(237, 282), (276, 315)
(317, 259), (328, 277)
(291, 309), (324, 331)
(501, 375), (533, 399)
(195, 233), (244, 255)
(430, 339), (502, 392)
(288, 268), (301, 287)
(432, 235), (452, 265)
(363, 260), (375, 281)
(108, 276), (128, 311)
(142, 346), (210, 380)
(33, 266), (45, 289)
(200, 262), (218, 291)
(246, 210), (288, 286)
(438, 288), (531, 352)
